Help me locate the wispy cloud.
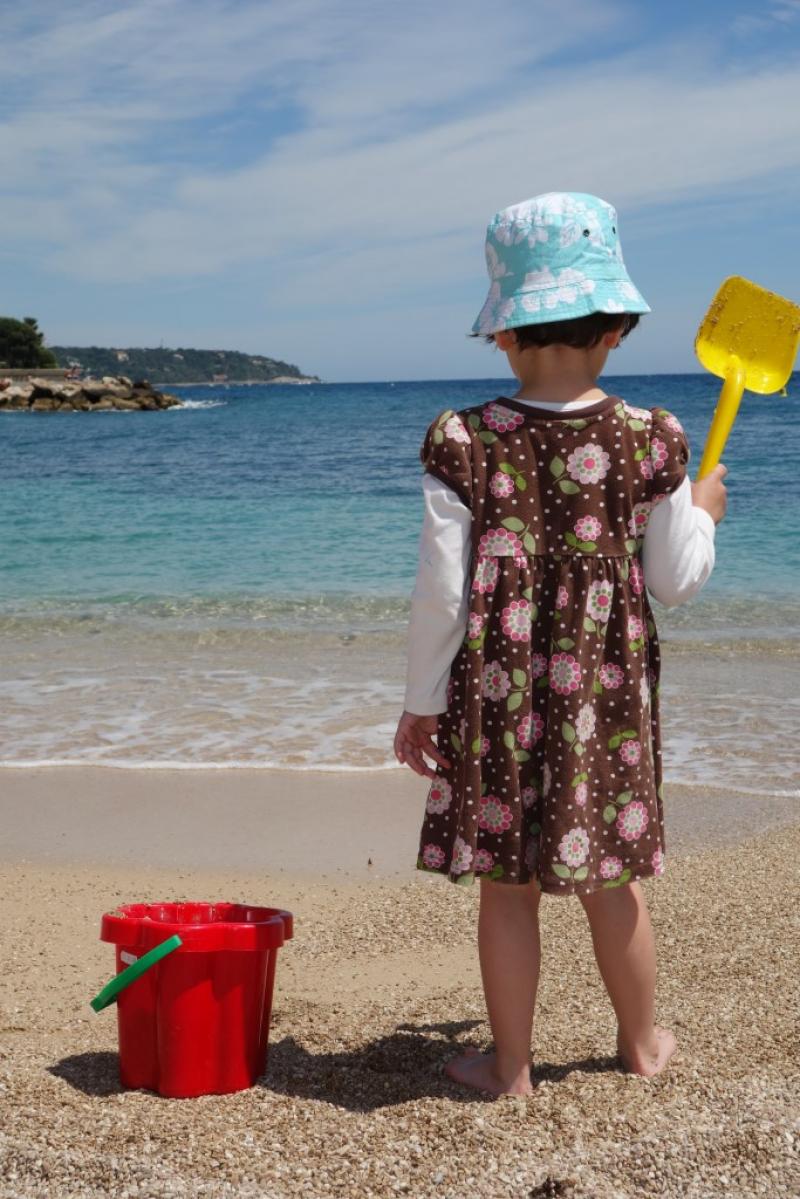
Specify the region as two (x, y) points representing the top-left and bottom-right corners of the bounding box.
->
(2, 1), (800, 377)
(733, 0), (800, 34)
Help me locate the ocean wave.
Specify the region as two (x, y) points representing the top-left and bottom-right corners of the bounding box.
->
(168, 398), (228, 410)
(0, 757), (399, 773)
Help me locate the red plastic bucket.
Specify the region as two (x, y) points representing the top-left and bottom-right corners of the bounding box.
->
(100, 902), (293, 1098)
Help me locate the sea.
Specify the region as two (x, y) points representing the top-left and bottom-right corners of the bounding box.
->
(2, 375), (798, 801)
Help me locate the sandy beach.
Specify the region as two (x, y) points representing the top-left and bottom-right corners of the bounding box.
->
(0, 766), (798, 1198)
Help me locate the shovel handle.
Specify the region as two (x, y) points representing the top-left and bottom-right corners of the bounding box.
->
(697, 357), (745, 479)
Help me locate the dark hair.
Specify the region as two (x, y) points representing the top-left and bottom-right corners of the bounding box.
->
(481, 311), (640, 349)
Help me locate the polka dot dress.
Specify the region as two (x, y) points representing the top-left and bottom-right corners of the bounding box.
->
(416, 396), (689, 895)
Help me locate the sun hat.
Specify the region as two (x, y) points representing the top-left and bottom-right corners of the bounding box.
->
(471, 191), (650, 336)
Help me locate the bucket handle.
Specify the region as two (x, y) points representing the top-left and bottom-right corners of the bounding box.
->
(90, 934), (183, 1012)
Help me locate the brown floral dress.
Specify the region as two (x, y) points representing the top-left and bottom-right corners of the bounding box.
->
(416, 395), (689, 895)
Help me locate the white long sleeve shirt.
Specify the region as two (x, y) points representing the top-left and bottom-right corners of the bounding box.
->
(404, 395), (716, 716)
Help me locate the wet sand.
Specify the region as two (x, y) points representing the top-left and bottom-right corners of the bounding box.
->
(0, 767), (798, 1197)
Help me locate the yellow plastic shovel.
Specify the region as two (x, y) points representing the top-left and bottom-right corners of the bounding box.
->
(694, 275), (800, 479)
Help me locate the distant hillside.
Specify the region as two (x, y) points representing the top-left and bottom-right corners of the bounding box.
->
(50, 345), (319, 385)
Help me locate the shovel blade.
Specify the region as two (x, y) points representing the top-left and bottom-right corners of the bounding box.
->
(695, 276), (800, 395)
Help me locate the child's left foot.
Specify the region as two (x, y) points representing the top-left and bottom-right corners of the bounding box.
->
(445, 1049), (534, 1096)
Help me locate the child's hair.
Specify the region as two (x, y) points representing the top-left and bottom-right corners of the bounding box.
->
(483, 311), (640, 349)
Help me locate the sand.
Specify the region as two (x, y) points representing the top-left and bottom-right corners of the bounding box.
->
(1, 766), (798, 1198)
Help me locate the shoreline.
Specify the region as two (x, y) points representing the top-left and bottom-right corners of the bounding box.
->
(1, 764), (797, 880)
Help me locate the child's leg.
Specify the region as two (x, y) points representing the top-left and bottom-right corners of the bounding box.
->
(579, 880), (677, 1076)
(445, 878), (540, 1096)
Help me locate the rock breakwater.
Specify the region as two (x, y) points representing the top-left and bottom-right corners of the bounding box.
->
(0, 375), (182, 412)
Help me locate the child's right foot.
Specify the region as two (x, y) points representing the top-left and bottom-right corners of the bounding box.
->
(617, 1025), (677, 1077)
(445, 1049), (534, 1096)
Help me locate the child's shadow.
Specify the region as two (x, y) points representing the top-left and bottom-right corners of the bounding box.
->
(263, 1020), (620, 1110)
(49, 1024), (619, 1108)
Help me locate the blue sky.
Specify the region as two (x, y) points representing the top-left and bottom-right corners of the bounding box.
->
(1, 0), (799, 382)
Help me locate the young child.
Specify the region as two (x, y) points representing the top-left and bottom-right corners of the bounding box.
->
(393, 192), (728, 1096)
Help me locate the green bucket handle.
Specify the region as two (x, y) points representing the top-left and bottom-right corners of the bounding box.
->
(90, 934), (183, 1013)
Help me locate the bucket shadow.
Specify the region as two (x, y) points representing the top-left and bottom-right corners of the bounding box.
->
(48, 1051), (124, 1097)
(260, 1020), (621, 1111)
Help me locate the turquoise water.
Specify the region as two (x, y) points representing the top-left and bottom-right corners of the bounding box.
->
(2, 375), (799, 779)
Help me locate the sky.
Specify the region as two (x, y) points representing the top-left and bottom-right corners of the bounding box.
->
(1, 0), (799, 382)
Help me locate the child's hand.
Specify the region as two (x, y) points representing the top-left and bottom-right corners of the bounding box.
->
(691, 463), (728, 524)
(393, 710), (451, 779)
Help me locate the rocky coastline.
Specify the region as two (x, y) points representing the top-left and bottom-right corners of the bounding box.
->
(0, 375), (182, 412)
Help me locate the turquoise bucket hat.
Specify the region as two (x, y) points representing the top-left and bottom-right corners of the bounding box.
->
(471, 191), (650, 336)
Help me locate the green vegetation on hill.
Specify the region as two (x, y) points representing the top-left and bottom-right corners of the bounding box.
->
(50, 345), (317, 384)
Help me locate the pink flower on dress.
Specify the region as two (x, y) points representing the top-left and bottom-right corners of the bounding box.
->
(575, 515), (602, 542)
(501, 599), (532, 642)
(660, 413), (683, 434)
(478, 527), (525, 557)
(542, 763), (552, 796)
(616, 800), (649, 841)
(627, 615), (644, 640)
(422, 843), (446, 869)
(629, 559), (644, 595)
(555, 585), (569, 610)
(444, 415), (470, 444)
(628, 503), (652, 538)
(426, 777), (453, 814)
(598, 662), (624, 689)
(521, 784), (538, 810)
(451, 836), (473, 874)
(473, 556), (500, 594)
(549, 652), (582, 695)
(650, 437), (668, 471)
(639, 675), (650, 706)
(651, 847), (665, 876)
(619, 739), (642, 765)
(517, 711), (544, 749)
(479, 794), (513, 834)
(474, 848), (495, 873)
(489, 471), (515, 498)
(482, 660), (510, 700)
(600, 855), (623, 880)
(531, 652), (549, 678)
(639, 456), (654, 480)
(558, 826), (590, 868)
(624, 404), (650, 422)
(587, 579), (614, 622)
(575, 703), (596, 742)
(567, 443), (611, 484)
(467, 611), (485, 639)
(480, 735), (490, 757)
(574, 782), (588, 807)
(482, 402), (524, 433)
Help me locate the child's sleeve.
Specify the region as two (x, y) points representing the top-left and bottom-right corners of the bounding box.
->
(404, 476), (472, 714)
(642, 408), (716, 606)
(420, 410), (474, 508)
(648, 407), (690, 500)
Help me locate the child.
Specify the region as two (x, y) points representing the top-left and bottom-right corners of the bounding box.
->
(393, 192), (727, 1096)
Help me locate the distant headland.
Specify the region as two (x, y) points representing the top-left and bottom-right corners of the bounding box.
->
(49, 345), (321, 386)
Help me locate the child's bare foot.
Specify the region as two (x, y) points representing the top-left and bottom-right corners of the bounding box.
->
(617, 1026), (677, 1077)
(445, 1049), (534, 1096)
